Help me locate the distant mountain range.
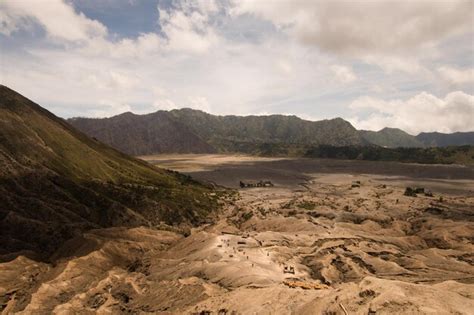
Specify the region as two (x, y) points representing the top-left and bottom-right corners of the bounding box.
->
(0, 86), (217, 260)
(416, 132), (474, 147)
(360, 128), (474, 148)
(70, 109), (367, 155)
(69, 109), (474, 155)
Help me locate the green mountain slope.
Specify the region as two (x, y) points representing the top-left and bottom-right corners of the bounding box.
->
(169, 109), (365, 149)
(69, 111), (215, 155)
(360, 128), (424, 148)
(69, 108), (366, 155)
(68, 108), (474, 155)
(0, 85), (218, 261)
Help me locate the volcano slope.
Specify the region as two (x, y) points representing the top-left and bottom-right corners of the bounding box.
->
(0, 85), (219, 262)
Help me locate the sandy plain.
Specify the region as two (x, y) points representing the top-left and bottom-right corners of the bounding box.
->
(1, 155), (473, 314)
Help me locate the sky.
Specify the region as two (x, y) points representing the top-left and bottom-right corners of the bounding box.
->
(0, 0), (473, 135)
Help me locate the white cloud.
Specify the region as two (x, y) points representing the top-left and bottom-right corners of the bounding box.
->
(276, 59), (293, 75)
(187, 96), (212, 112)
(108, 71), (140, 89)
(233, 0), (473, 73)
(0, 0), (218, 55)
(0, 9), (29, 35)
(438, 66), (474, 85)
(152, 99), (178, 111)
(158, 1), (219, 54)
(81, 33), (163, 58)
(92, 100), (132, 118)
(0, 0), (473, 132)
(330, 65), (356, 84)
(0, 0), (107, 41)
(349, 91), (474, 134)
(83, 71), (140, 90)
(151, 89), (213, 112)
(234, 0), (472, 54)
(362, 55), (423, 74)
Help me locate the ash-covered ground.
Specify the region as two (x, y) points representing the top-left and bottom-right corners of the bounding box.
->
(1, 155), (473, 314)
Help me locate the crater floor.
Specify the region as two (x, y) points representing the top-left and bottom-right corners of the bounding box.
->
(1, 155), (473, 314)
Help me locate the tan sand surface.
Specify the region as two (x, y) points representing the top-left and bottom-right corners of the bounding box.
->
(1, 155), (473, 314)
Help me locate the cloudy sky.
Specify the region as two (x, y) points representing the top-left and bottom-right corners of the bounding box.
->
(1, 0), (473, 134)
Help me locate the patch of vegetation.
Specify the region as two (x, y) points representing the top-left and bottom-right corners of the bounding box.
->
(304, 145), (474, 165)
(281, 199), (297, 209)
(241, 211), (254, 222)
(297, 200), (316, 210)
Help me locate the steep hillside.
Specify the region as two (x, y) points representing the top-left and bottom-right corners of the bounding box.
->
(69, 111), (215, 155)
(69, 108), (365, 155)
(360, 128), (424, 148)
(0, 86), (218, 261)
(169, 109), (365, 150)
(416, 131), (474, 147)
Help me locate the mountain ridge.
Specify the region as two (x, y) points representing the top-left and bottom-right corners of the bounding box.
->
(359, 127), (425, 148)
(70, 108), (367, 155)
(69, 108), (474, 154)
(416, 131), (474, 147)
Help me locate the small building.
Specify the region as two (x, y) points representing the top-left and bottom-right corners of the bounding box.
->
(283, 266), (295, 274)
(240, 180), (274, 188)
(351, 181), (361, 188)
(404, 187), (429, 197)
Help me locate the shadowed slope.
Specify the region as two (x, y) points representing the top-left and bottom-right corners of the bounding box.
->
(0, 85), (218, 261)
(69, 111), (216, 155)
